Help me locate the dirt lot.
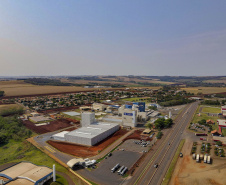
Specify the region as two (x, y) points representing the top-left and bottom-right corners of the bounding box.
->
(170, 140), (226, 185)
(23, 119), (73, 134)
(123, 130), (152, 141)
(47, 129), (128, 158)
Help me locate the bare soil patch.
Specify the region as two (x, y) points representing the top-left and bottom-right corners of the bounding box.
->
(170, 139), (226, 185)
(23, 119), (73, 134)
(123, 130), (152, 141)
(47, 129), (128, 158)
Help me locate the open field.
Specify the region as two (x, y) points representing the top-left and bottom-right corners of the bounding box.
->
(0, 104), (22, 112)
(202, 107), (221, 114)
(121, 97), (150, 103)
(204, 79), (226, 84)
(181, 87), (226, 94)
(169, 140), (226, 185)
(47, 129), (128, 158)
(0, 80), (161, 97)
(192, 105), (219, 130)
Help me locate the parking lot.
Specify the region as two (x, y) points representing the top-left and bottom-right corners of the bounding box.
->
(80, 149), (142, 185)
(118, 139), (151, 153)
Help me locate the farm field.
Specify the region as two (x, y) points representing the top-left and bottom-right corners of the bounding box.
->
(47, 129), (128, 158)
(0, 104), (22, 111)
(0, 80), (161, 97)
(181, 87), (226, 94)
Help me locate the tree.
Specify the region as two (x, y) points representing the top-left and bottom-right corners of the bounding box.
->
(146, 123), (153, 130)
(216, 141), (222, 146)
(156, 131), (163, 139)
(154, 118), (165, 130)
(148, 106), (157, 111)
(164, 118), (173, 128)
(0, 91), (4, 97)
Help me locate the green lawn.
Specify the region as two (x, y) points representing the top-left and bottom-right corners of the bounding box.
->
(202, 107), (221, 114)
(222, 128), (226, 136)
(162, 139), (185, 185)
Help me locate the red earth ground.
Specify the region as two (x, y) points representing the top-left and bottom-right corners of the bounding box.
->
(23, 119), (76, 134)
(47, 129), (128, 158)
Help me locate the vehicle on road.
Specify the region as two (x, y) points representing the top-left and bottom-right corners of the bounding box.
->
(179, 153), (183, 157)
(154, 163), (158, 168)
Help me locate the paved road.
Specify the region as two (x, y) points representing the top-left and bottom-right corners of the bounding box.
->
(125, 102), (199, 185)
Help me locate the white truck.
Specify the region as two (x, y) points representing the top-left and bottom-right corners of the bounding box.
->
(204, 155), (207, 163)
(196, 154), (200, 162)
(207, 156), (211, 164)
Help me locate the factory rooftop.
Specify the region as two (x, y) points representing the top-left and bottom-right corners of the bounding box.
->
(0, 162), (52, 185)
(65, 122), (119, 139)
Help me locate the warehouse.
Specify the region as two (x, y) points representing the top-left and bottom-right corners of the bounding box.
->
(53, 112), (120, 146)
(0, 162), (53, 185)
(65, 122), (119, 146)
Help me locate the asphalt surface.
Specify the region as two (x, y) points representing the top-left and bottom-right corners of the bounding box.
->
(79, 150), (142, 185)
(124, 102), (199, 185)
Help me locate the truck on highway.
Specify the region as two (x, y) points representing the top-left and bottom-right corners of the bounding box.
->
(111, 163), (120, 173)
(196, 154), (200, 162)
(207, 156), (211, 164)
(204, 155), (207, 163)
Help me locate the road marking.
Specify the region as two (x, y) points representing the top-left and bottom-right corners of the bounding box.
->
(133, 104), (193, 185)
(45, 146), (56, 153)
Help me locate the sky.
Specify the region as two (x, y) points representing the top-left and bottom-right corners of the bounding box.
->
(0, 0), (226, 76)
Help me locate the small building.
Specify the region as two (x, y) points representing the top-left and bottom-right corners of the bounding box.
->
(211, 130), (221, 136)
(29, 116), (52, 123)
(206, 119), (215, 125)
(142, 129), (152, 135)
(217, 119), (226, 128)
(222, 105), (226, 117)
(92, 103), (108, 111)
(52, 131), (70, 141)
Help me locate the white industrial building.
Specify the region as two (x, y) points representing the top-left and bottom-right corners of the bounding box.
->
(52, 112), (120, 146)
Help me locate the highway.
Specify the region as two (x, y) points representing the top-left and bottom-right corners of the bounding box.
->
(125, 101), (199, 185)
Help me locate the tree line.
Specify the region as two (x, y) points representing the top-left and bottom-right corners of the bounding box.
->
(0, 116), (32, 144)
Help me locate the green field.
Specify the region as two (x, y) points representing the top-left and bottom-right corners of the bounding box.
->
(192, 105), (219, 131)
(202, 107), (221, 114)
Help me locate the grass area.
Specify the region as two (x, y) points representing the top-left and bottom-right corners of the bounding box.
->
(202, 106), (221, 114)
(61, 112), (81, 121)
(161, 139), (185, 185)
(50, 174), (68, 185)
(181, 87), (226, 95)
(192, 105), (219, 124)
(222, 128), (226, 136)
(0, 140), (80, 184)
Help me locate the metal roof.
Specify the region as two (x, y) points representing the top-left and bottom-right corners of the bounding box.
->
(65, 122), (119, 139)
